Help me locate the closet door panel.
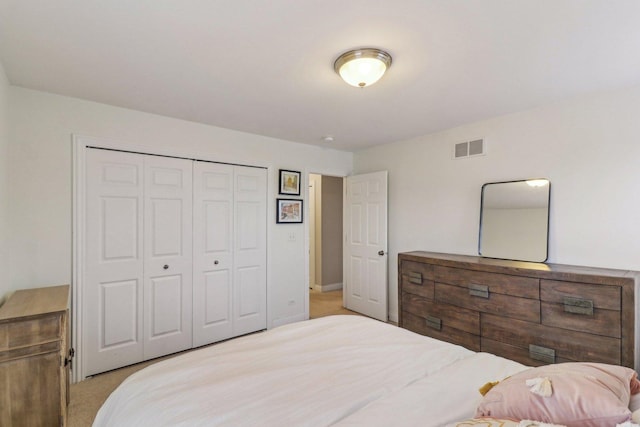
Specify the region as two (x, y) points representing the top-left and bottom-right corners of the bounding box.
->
(149, 275), (184, 335)
(143, 156), (193, 359)
(193, 162), (234, 346)
(101, 280), (139, 347)
(85, 149), (144, 376)
(233, 167), (267, 336)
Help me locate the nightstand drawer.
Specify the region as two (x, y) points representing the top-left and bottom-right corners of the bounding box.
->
(3, 314), (61, 349)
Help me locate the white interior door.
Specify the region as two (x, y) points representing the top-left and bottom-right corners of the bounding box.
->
(143, 155), (193, 359)
(84, 149), (144, 375)
(233, 166), (267, 336)
(193, 161), (234, 347)
(344, 171), (388, 321)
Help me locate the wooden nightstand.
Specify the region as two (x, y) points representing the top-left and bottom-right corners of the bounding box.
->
(0, 285), (71, 426)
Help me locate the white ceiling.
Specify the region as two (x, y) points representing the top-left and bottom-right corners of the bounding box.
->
(1, 1), (640, 152)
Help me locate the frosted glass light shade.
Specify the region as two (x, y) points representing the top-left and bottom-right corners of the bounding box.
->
(526, 179), (549, 188)
(334, 48), (392, 87)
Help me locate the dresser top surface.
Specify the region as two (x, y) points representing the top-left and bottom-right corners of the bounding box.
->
(399, 251), (639, 282)
(0, 285), (70, 321)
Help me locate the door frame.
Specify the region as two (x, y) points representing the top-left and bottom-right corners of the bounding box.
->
(304, 172), (347, 319)
(308, 176), (317, 291)
(71, 134), (270, 382)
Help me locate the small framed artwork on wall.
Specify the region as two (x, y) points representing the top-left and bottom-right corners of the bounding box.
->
(279, 169), (301, 196)
(277, 198), (303, 223)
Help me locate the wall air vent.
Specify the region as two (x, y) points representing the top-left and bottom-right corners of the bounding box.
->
(453, 138), (485, 159)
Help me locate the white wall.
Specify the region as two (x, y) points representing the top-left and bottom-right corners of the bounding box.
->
(6, 86), (353, 327)
(354, 85), (640, 322)
(0, 62), (9, 304)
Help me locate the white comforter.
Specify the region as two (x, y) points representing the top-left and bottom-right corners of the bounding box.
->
(93, 315), (526, 426)
(335, 352), (528, 427)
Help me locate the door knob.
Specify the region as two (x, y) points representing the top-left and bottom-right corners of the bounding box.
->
(163, 264), (169, 270)
(378, 250), (385, 256)
(214, 260), (219, 265)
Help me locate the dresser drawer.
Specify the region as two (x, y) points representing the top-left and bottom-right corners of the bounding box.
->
(402, 292), (479, 335)
(435, 266), (539, 299)
(435, 282), (540, 323)
(541, 279), (621, 309)
(401, 261), (435, 282)
(540, 280), (621, 337)
(400, 277), (434, 300)
(403, 311), (480, 351)
(541, 302), (621, 338)
(482, 313), (621, 366)
(400, 261), (435, 299)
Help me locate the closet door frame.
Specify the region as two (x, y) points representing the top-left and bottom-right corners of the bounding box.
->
(72, 135), (270, 382)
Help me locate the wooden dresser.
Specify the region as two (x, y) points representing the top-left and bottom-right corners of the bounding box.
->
(0, 285), (71, 427)
(398, 252), (639, 369)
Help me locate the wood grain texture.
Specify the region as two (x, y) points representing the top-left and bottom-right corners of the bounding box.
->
(482, 312), (620, 365)
(435, 265), (539, 299)
(401, 260), (435, 281)
(0, 285), (70, 426)
(540, 279), (621, 310)
(0, 285), (69, 320)
(402, 311), (481, 351)
(435, 282), (541, 323)
(541, 301), (621, 338)
(398, 252), (637, 369)
(402, 292), (480, 334)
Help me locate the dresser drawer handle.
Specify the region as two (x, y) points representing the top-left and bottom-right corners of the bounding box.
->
(469, 284), (489, 298)
(408, 272), (422, 284)
(425, 315), (442, 331)
(563, 296), (594, 316)
(529, 344), (556, 364)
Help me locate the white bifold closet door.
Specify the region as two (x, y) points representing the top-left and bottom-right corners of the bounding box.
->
(84, 149), (193, 375)
(143, 155), (193, 360)
(193, 162), (267, 347)
(84, 148), (266, 376)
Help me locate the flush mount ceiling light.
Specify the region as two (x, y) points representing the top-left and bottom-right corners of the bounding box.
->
(526, 179), (550, 188)
(334, 48), (392, 87)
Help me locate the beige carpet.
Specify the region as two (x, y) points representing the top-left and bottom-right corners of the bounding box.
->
(69, 289), (354, 427)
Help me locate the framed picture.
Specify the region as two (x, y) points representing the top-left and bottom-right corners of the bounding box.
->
(277, 198), (303, 223)
(279, 169), (301, 196)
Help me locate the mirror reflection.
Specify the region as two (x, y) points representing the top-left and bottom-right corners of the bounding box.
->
(479, 179), (550, 262)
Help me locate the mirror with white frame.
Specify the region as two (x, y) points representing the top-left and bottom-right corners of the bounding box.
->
(479, 179), (550, 262)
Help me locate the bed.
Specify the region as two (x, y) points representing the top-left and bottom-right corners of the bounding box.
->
(94, 315), (640, 427)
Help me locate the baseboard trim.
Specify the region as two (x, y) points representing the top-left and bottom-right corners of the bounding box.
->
(316, 282), (343, 292)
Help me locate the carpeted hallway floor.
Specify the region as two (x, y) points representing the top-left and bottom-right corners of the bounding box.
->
(68, 289), (355, 427)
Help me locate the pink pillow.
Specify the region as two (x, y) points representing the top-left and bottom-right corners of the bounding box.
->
(475, 362), (637, 427)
